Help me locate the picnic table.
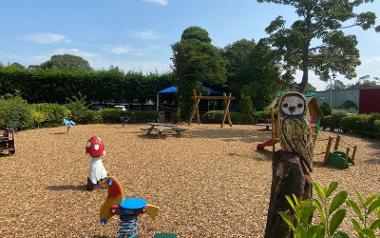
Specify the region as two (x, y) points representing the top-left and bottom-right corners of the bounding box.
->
(141, 122), (186, 136)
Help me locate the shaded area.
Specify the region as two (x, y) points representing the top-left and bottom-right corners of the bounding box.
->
(47, 184), (87, 191)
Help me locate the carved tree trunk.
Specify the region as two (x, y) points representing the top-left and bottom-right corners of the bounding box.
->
(264, 150), (313, 238)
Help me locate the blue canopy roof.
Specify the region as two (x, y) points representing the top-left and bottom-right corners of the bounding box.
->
(158, 86), (223, 95)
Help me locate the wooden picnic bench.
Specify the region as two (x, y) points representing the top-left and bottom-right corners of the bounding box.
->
(141, 123), (186, 136)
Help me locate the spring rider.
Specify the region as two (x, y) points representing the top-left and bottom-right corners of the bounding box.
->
(85, 136), (108, 191)
(63, 118), (75, 132)
(99, 176), (159, 238)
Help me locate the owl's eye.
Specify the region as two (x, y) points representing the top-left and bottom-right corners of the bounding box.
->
(297, 103), (303, 108)
(283, 103), (288, 108)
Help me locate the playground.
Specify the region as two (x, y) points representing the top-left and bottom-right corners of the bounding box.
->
(0, 124), (379, 237)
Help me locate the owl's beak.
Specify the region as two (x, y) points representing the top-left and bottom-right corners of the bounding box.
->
(289, 106), (295, 113)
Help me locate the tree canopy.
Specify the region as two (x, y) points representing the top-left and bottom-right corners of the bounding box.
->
(40, 54), (92, 71)
(258, 0), (380, 93)
(171, 26), (227, 119)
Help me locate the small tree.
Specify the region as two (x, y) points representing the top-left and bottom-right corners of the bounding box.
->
(40, 54), (92, 71)
(171, 26), (227, 119)
(257, 0), (380, 93)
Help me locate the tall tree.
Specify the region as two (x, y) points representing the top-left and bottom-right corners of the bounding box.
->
(40, 54), (92, 71)
(257, 0), (380, 93)
(325, 79), (347, 90)
(171, 26), (227, 119)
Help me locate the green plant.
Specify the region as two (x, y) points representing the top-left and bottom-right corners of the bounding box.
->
(347, 193), (380, 238)
(65, 93), (93, 123)
(320, 102), (331, 116)
(32, 103), (71, 126)
(237, 95), (254, 124)
(280, 181), (349, 238)
(0, 95), (33, 130)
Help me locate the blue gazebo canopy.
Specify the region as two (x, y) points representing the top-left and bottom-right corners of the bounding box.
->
(158, 86), (223, 95)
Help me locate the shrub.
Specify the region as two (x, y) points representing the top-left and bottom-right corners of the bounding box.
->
(253, 110), (272, 123)
(320, 102), (331, 115)
(32, 103), (71, 126)
(65, 95), (94, 123)
(321, 109), (348, 131)
(339, 100), (358, 111)
(238, 96), (254, 124)
(341, 114), (380, 138)
(0, 95), (33, 130)
(101, 109), (158, 123)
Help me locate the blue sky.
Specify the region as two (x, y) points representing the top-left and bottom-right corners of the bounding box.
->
(1, 0), (379, 90)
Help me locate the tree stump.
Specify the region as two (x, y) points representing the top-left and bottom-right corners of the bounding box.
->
(264, 150), (313, 238)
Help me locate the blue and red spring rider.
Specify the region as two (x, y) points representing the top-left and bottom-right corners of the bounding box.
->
(99, 176), (159, 238)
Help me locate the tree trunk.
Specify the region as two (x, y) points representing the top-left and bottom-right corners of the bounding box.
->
(264, 150), (313, 238)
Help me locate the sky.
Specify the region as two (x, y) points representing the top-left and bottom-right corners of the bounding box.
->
(1, 0), (379, 91)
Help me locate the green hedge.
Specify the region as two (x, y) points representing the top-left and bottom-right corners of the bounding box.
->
(0, 95), (33, 130)
(202, 110), (273, 124)
(101, 109), (157, 123)
(341, 114), (380, 138)
(32, 103), (71, 127)
(321, 109), (349, 131)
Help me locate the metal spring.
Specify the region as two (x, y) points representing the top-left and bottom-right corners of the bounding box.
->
(118, 213), (138, 238)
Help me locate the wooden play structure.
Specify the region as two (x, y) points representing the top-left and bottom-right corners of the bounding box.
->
(257, 96), (323, 152)
(323, 135), (357, 169)
(188, 89), (235, 128)
(0, 128), (15, 156)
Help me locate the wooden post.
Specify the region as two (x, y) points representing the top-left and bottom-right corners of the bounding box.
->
(324, 136), (333, 164)
(334, 135), (341, 151)
(196, 93), (201, 124)
(188, 90), (199, 126)
(264, 151), (313, 238)
(352, 146), (358, 161)
(271, 109), (276, 153)
(221, 93), (232, 128)
(227, 93), (233, 127)
(345, 147), (351, 168)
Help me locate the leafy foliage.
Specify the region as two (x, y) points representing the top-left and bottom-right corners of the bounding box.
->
(0, 94), (33, 130)
(257, 0), (379, 92)
(171, 26), (227, 119)
(40, 54), (92, 71)
(280, 181), (380, 238)
(237, 95), (254, 123)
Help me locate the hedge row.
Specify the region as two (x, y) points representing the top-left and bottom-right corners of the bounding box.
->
(202, 110), (272, 124)
(0, 67), (174, 104)
(0, 95), (160, 130)
(341, 114), (380, 138)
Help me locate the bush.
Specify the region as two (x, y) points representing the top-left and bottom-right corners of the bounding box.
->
(253, 110), (272, 123)
(341, 113), (380, 138)
(32, 103), (71, 126)
(65, 95), (94, 123)
(321, 109), (348, 131)
(101, 109), (158, 123)
(320, 102), (331, 115)
(339, 100), (358, 111)
(0, 95), (33, 130)
(238, 96), (254, 124)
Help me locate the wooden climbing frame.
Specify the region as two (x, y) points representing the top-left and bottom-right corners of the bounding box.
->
(188, 89), (235, 128)
(323, 135), (358, 164)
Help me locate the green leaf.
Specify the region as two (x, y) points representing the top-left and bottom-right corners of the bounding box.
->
(330, 209), (346, 235)
(279, 211), (296, 231)
(352, 218), (363, 234)
(360, 228), (376, 238)
(308, 225), (324, 238)
(329, 191), (348, 215)
(299, 205), (316, 224)
(347, 199), (364, 221)
(368, 198), (380, 214)
(314, 183), (326, 200)
(292, 194), (300, 206)
(357, 191), (366, 208)
(369, 218), (380, 230)
(333, 231), (350, 238)
(326, 181), (339, 198)
(285, 195), (296, 212)
(313, 199), (327, 223)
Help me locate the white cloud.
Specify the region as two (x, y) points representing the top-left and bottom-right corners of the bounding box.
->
(102, 45), (133, 54)
(140, 0), (168, 6)
(54, 48), (98, 58)
(19, 33), (71, 44)
(129, 30), (163, 39)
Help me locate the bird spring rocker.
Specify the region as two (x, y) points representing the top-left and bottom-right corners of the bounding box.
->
(99, 176), (159, 238)
(63, 118), (75, 133)
(188, 89), (234, 128)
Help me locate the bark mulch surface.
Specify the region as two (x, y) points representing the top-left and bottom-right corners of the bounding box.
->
(0, 124), (379, 237)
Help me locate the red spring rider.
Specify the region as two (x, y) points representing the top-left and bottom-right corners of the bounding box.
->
(85, 136), (108, 191)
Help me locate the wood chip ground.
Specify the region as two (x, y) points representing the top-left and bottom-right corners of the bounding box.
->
(0, 124), (379, 237)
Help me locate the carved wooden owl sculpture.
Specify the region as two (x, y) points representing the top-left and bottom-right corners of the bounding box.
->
(278, 92), (314, 173)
